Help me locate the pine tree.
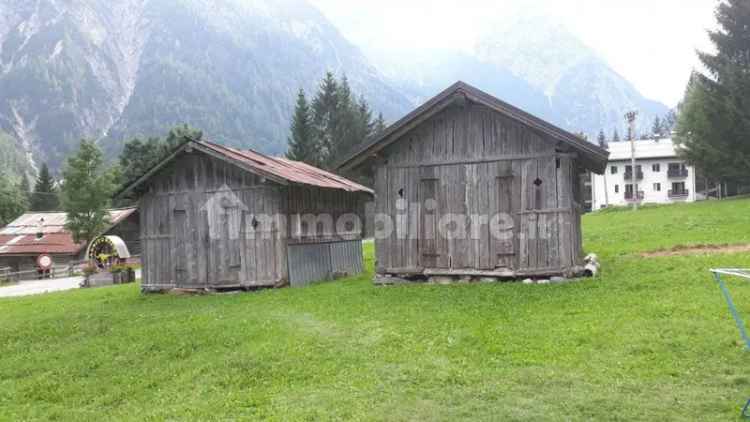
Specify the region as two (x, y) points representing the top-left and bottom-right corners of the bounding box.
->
(312, 72), (340, 166)
(286, 89), (320, 166)
(663, 110), (677, 134)
(19, 174), (31, 206)
(61, 140), (116, 245)
(597, 130), (608, 149)
(297, 72), (383, 169)
(652, 116), (663, 138)
(330, 75), (357, 166)
(373, 113), (387, 136)
(675, 0), (750, 184)
(30, 163), (59, 211)
(612, 129), (621, 143)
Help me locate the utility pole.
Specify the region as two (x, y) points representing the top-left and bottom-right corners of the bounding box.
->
(626, 111), (639, 211)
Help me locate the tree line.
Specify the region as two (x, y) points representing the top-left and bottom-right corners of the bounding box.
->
(286, 72), (386, 169)
(595, 112), (677, 149)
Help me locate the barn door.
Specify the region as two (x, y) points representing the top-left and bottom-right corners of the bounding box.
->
(241, 187), (285, 286)
(205, 189), (245, 287)
(490, 162), (515, 270)
(419, 167), (440, 269)
(444, 165), (471, 269)
(171, 193), (198, 287)
(518, 157), (560, 271)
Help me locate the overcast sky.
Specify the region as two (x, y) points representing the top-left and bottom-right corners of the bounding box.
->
(310, 0), (718, 107)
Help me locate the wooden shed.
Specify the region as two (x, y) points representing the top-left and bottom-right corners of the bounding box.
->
(337, 82), (609, 282)
(118, 140), (373, 291)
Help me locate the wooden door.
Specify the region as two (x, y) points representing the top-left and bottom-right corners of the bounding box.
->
(489, 162), (515, 270)
(207, 199), (243, 287)
(419, 167), (440, 269)
(171, 193), (198, 287)
(240, 187), (285, 286)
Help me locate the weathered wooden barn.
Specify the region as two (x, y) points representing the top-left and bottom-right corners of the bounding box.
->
(118, 140), (373, 291)
(337, 82), (609, 281)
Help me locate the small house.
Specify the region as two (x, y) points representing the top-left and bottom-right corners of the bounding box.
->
(117, 140), (373, 291)
(337, 82), (609, 281)
(0, 208), (139, 275)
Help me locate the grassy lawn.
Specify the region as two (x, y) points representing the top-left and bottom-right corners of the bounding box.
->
(2, 200), (750, 421)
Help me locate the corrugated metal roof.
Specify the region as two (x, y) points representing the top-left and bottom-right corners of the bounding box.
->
(0, 208), (137, 256)
(199, 141), (374, 194)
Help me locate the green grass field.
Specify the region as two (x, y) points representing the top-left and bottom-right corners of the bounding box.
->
(2, 200), (750, 421)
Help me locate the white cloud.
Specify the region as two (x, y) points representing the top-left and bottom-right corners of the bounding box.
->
(310, 0), (717, 107)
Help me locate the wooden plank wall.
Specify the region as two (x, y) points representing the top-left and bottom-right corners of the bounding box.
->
(373, 101), (583, 276)
(286, 186), (366, 244)
(140, 152), (287, 290)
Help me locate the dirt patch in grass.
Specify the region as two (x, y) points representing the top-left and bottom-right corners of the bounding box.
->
(641, 243), (750, 257)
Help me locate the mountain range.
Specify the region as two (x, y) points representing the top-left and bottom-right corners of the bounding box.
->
(0, 1), (669, 180)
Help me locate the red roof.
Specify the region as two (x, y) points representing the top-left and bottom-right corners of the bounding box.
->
(199, 141), (374, 194)
(0, 208), (137, 256)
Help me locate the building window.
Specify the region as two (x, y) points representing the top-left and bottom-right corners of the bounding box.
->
(672, 182), (687, 195)
(611, 166), (618, 175)
(652, 163), (660, 172)
(653, 183), (661, 192)
(614, 184), (619, 193)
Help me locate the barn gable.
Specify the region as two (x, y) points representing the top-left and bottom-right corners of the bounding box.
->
(337, 81), (609, 174)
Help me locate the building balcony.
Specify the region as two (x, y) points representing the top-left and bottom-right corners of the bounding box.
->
(624, 191), (645, 201)
(623, 171), (644, 181)
(668, 168), (688, 178)
(668, 189), (690, 199)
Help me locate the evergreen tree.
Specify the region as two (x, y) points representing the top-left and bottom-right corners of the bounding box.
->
(675, 0), (750, 184)
(312, 72), (340, 166)
(30, 163), (59, 211)
(119, 137), (164, 185)
(612, 129), (621, 143)
(294, 72), (384, 170)
(286, 89), (320, 166)
(19, 174), (31, 206)
(662, 110), (677, 134)
(597, 130), (607, 148)
(0, 174), (27, 226)
(118, 125), (204, 186)
(373, 113), (387, 136)
(164, 124), (202, 152)
(652, 116), (663, 138)
(330, 75), (358, 165)
(61, 140), (117, 245)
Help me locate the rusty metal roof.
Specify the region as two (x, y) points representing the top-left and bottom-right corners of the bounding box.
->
(199, 141), (374, 194)
(117, 139), (374, 199)
(0, 208), (137, 256)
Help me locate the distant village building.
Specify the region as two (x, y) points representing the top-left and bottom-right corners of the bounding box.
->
(117, 140), (372, 291)
(0, 208), (139, 274)
(590, 138), (698, 210)
(337, 82), (609, 281)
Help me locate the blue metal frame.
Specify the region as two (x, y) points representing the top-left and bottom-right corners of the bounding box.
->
(710, 270), (750, 418)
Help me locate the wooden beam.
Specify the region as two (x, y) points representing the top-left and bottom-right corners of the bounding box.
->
(386, 153), (578, 169)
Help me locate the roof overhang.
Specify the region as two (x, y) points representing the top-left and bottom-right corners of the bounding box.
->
(336, 81), (610, 174)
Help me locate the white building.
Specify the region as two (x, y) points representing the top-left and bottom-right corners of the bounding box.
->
(591, 138), (697, 210)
